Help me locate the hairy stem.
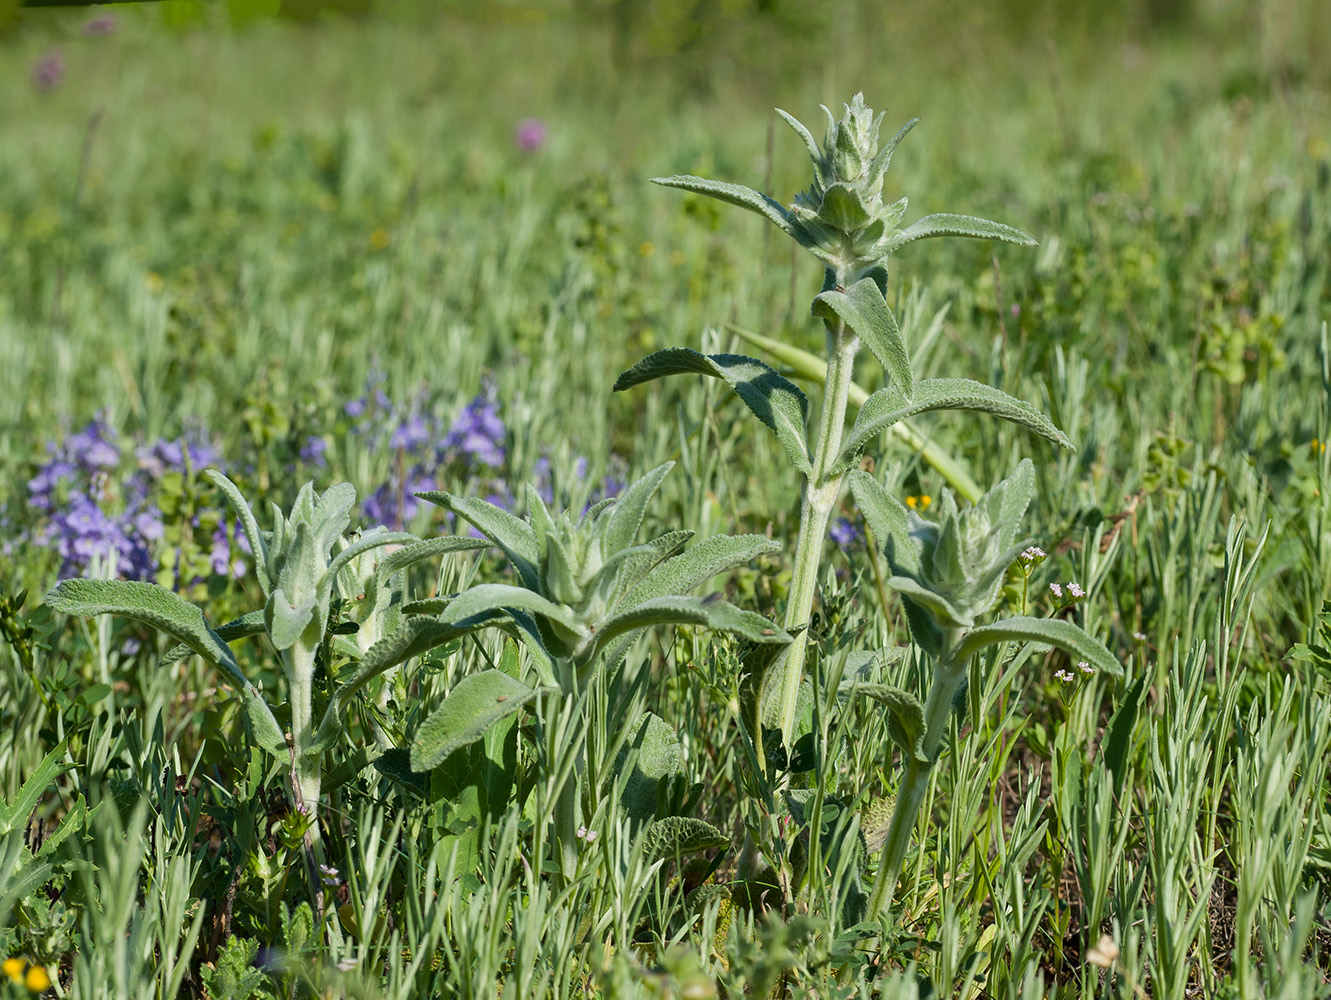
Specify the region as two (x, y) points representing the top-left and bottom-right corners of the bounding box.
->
(867, 628), (967, 924)
(285, 638), (323, 820)
(776, 307), (859, 748)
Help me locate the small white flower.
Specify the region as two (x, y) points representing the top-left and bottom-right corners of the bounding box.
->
(584, 830), (598, 845)
(1133, 631), (1148, 643)
(319, 864), (342, 887)
(1049, 582), (1063, 599)
(1067, 581), (1085, 599)
(1078, 660), (1094, 674)
(1055, 669), (1075, 682)
(1019, 546), (1046, 564)
(576, 825), (588, 840)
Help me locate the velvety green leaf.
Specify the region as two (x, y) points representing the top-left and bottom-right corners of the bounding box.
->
(44, 579), (285, 755)
(603, 462), (673, 558)
(341, 617), (479, 700)
(641, 816), (729, 859)
(0, 737), (72, 835)
(205, 470), (270, 597)
(614, 713), (682, 822)
(311, 482), (357, 557)
(886, 576), (972, 628)
(613, 349), (811, 474)
(265, 587), (318, 651)
(410, 670), (540, 770)
(840, 684), (927, 762)
(376, 535), (488, 579)
(954, 617), (1122, 676)
(626, 533), (781, 605)
(812, 277), (912, 397)
(159, 609), (267, 669)
(866, 117), (919, 188)
(775, 108), (821, 168)
(847, 472), (918, 574)
(839, 378), (1072, 470)
(416, 492), (541, 591)
(323, 530), (418, 592)
(817, 182), (874, 231)
(882, 213), (1037, 255)
(651, 174), (794, 236)
(601, 595), (788, 649)
(444, 584), (582, 636)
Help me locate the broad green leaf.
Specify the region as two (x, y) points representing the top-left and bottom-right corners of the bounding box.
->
(839, 684), (926, 762)
(613, 349), (811, 474)
(614, 713), (682, 822)
(0, 737), (72, 835)
(44, 579), (285, 755)
(626, 533), (782, 605)
(603, 462), (673, 558)
(882, 213), (1037, 255)
(443, 584), (583, 637)
(725, 322), (984, 502)
(954, 617), (1122, 677)
(376, 535), (488, 579)
(342, 617), (482, 699)
(651, 175), (795, 237)
(159, 609), (267, 669)
(600, 595), (788, 649)
(205, 471), (270, 597)
(410, 670), (541, 770)
(847, 472), (918, 573)
(641, 816), (729, 859)
(817, 182), (874, 231)
(886, 576), (971, 629)
(265, 587), (318, 651)
(838, 378), (1072, 470)
(311, 482), (357, 556)
(417, 492), (542, 591)
(812, 277), (912, 397)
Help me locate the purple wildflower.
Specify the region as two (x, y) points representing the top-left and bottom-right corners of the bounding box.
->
(32, 51), (65, 92)
(389, 414), (431, 454)
(442, 395), (505, 468)
(81, 13), (117, 36)
(829, 517), (863, 547)
(300, 435), (328, 467)
(66, 418), (120, 472)
(514, 118), (547, 154)
(27, 458), (78, 513)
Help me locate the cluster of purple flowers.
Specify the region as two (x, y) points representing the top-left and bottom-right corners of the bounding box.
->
(20, 415), (244, 583)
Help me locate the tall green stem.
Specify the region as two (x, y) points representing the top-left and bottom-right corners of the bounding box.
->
(548, 660), (581, 886)
(285, 638), (323, 821)
(776, 303), (859, 749)
(866, 628), (967, 923)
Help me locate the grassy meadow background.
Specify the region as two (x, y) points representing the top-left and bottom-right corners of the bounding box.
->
(2, 0), (1331, 996)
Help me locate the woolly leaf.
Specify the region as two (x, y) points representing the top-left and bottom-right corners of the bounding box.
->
(651, 175), (795, 236)
(882, 213), (1036, 255)
(641, 816), (730, 860)
(410, 670), (541, 770)
(812, 277), (912, 397)
(417, 492), (542, 591)
(954, 617), (1122, 677)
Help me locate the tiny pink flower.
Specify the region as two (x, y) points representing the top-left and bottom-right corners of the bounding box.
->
(82, 13), (117, 37)
(1077, 660), (1094, 674)
(514, 118), (547, 154)
(32, 50), (65, 92)
(1067, 582), (1085, 599)
(1049, 582), (1063, 599)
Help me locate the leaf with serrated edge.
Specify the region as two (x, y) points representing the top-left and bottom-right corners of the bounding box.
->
(410, 670), (541, 770)
(614, 349), (811, 474)
(641, 816), (730, 859)
(340, 617), (483, 702)
(376, 535), (488, 579)
(651, 175), (794, 236)
(812, 278), (912, 397)
(416, 492), (541, 591)
(159, 609), (267, 669)
(444, 584), (583, 636)
(0, 737), (72, 835)
(882, 213), (1036, 256)
(321, 530), (418, 601)
(839, 378), (1071, 471)
(600, 595), (787, 649)
(954, 617), (1122, 677)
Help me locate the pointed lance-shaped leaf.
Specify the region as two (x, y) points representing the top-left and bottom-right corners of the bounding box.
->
(159, 608), (267, 669)
(338, 617), (485, 702)
(0, 737), (72, 836)
(311, 482), (357, 557)
(597, 594), (788, 650)
(775, 108), (822, 173)
(442, 584), (584, 637)
(881, 213), (1037, 256)
(44, 579), (285, 754)
(816, 183), (875, 232)
(321, 530), (419, 601)
(417, 492), (542, 592)
(375, 535), (489, 580)
(838, 378), (1072, 471)
(885, 576), (973, 629)
(847, 471), (918, 574)
(625, 533), (782, 606)
(266, 587), (319, 651)
(812, 277), (912, 398)
(651, 175), (795, 238)
(205, 470), (270, 597)
(614, 349), (812, 474)
(603, 462), (674, 559)
(953, 617), (1122, 677)
(410, 670), (543, 771)
(866, 117), (920, 189)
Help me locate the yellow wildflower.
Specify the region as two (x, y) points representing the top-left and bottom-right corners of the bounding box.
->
(3, 958), (24, 982)
(370, 227), (392, 250)
(25, 966), (52, 992)
(905, 494), (932, 510)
